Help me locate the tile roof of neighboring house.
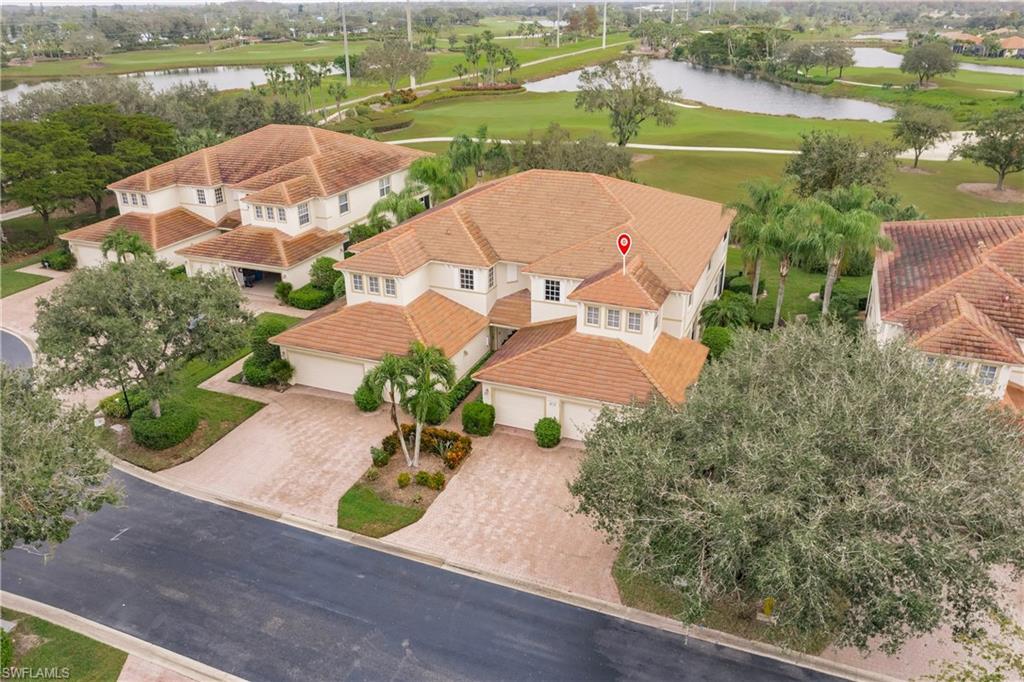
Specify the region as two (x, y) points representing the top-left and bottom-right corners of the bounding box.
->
(489, 289), (532, 328)
(217, 209), (242, 229)
(940, 31), (983, 43)
(60, 208), (216, 249)
(1000, 36), (1024, 49)
(342, 170), (733, 293)
(877, 216), (1024, 364)
(1002, 381), (1024, 413)
(176, 225), (344, 269)
(109, 125), (427, 197)
(271, 291), (488, 361)
(473, 317), (707, 404)
(568, 256), (670, 310)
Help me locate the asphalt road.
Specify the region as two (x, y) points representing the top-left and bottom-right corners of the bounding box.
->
(0, 330), (33, 368)
(2, 472), (839, 681)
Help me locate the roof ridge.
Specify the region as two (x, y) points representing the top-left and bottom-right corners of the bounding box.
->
(620, 338), (672, 401)
(590, 174), (638, 224)
(953, 294), (1024, 361)
(910, 297), (1019, 363)
(884, 257), (1015, 319)
(979, 257), (1024, 292)
(475, 318), (575, 374)
(401, 300), (428, 345)
(452, 205), (496, 264)
(272, 229), (288, 266)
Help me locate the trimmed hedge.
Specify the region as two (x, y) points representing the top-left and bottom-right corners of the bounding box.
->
(275, 281), (293, 304)
(99, 388), (148, 418)
(371, 446), (390, 467)
(130, 402), (199, 450)
(534, 417), (561, 448)
(382, 424), (472, 469)
(309, 256), (342, 292)
(329, 113), (414, 135)
(267, 358), (294, 384)
(354, 380), (382, 412)
(288, 283), (333, 310)
(47, 250), (76, 271)
(251, 318), (288, 365)
(242, 356), (273, 386)
(462, 401), (495, 436)
(702, 326), (733, 360)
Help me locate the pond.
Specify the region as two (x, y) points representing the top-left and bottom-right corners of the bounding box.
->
(525, 59), (895, 121)
(1, 63), (341, 105)
(852, 30), (908, 41)
(853, 46), (1024, 76)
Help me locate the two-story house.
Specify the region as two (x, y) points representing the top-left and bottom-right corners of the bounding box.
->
(272, 169), (733, 439)
(60, 124), (427, 289)
(866, 215), (1024, 410)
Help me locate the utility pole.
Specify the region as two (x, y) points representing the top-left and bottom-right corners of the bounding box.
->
(708, 0), (714, 15)
(340, 1), (350, 86)
(601, 0), (607, 48)
(556, 1), (561, 49)
(671, 1), (676, 24)
(406, 0), (416, 89)
(686, 0), (691, 21)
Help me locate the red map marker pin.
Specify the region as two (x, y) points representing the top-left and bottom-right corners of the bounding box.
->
(617, 233), (632, 256)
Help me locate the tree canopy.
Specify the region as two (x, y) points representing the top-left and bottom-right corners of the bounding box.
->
(953, 108), (1024, 192)
(574, 59), (678, 146)
(900, 42), (958, 84)
(784, 129), (898, 197)
(571, 324), (1024, 653)
(359, 41), (430, 93)
(892, 104), (955, 169)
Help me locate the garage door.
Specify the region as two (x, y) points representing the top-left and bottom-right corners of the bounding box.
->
(561, 400), (600, 441)
(287, 350), (365, 394)
(491, 387), (545, 432)
(72, 244), (107, 268)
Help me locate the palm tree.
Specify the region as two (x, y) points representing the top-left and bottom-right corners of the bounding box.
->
(365, 354), (413, 465)
(700, 291), (755, 328)
(448, 125), (489, 179)
(799, 186), (889, 316)
(101, 228), (154, 264)
(401, 342), (455, 468)
(327, 81), (348, 120)
(727, 178), (792, 299)
(409, 155), (465, 203)
(369, 186), (427, 227)
(767, 208), (814, 329)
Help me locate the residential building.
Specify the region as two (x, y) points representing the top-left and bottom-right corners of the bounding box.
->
(60, 124), (428, 288)
(272, 169), (733, 439)
(866, 216), (1024, 408)
(999, 36), (1024, 57)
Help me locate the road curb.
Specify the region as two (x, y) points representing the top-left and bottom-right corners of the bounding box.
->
(0, 592), (243, 682)
(104, 458), (898, 682)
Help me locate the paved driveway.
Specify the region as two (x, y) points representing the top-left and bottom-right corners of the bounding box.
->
(388, 428), (622, 604)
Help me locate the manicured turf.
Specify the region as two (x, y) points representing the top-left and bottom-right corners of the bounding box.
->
(1, 608), (127, 681)
(337, 484), (424, 538)
(0, 257), (52, 298)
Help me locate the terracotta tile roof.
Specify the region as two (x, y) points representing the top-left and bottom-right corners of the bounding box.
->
(60, 208), (216, 249)
(489, 289), (532, 328)
(473, 318), (707, 404)
(270, 291), (488, 361)
(339, 230), (431, 276)
(568, 256), (670, 310)
(176, 225), (344, 269)
(1000, 36), (1024, 49)
(217, 210), (242, 230)
(344, 170), (732, 292)
(1002, 381), (1024, 413)
(940, 31), (983, 43)
(109, 125), (427, 195)
(877, 216), (1024, 364)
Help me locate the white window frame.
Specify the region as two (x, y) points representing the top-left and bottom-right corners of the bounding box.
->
(264, 206), (274, 222)
(953, 360), (970, 373)
(606, 308), (621, 330)
(130, 193), (138, 206)
(196, 189), (207, 205)
(352, 273), (364, 292)
(627, 311), (642, 333)
(277, 207), (286, 222)
(384, 278), (397, 297)
(338, 192), (350, 215)
(544, 279), (560, 302)
(140, 194), (148, 207)
(459, 268), (475, 291)
(298, 203), (310, 225)
(368, 276), (381, 295)
(120, 192), (129, 204)
(214, 187), (225, 204)
(585, 305), (600, 326)
(255, 205), (263, 219)
(487, 267), (495, 290)
(506, 263), (519, 283)
(378, 176), (391, 198)
(978, 364), (998, 386)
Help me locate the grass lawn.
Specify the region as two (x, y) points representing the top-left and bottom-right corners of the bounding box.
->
(100, 311), (302, 472)
(337, 484), (424, 538)
(1, 608), (127, 681)
(0, 251), (55, 298)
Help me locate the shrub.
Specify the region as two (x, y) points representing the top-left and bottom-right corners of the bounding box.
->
(818, 279), (869, 310)
(728, 276), (763, 296)
(267, 358), (294, 384)
(130, 402), (199, 450)
(371, 446), (391, 468)
(382, 424), (472, 469)
(309, 256), (341, 292)
(242, 356), (273, 386)
(47, 250), (76, 271)
(448, 375), (477, 406)
(397, 472), (411, 488)
(333, 274), (346, 300)
(348, 222), (380, 244)
(275, 281), (293, 304)
(364, 467), (380, 482)
(701, 325), (733, 359)
(381, 431), (400, 456)
(1, 630), (11, 669)
(354, 381), (382, 412)
(251, 318), (288, 365)
(534, 417), (561, 448)
(415, 470), (431, 487)
(288, 284), (334, 310)
(168, 264), (187, 279)
(99, 388), (147, 418)
(430, 471), (446, 491)
(462, 401), (495, 436)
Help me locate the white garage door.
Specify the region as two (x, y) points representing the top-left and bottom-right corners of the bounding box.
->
(72, 244), (107, 268)
(287, 350), (365, 394)
(561, 400), (600, 441)
(491, 387), (545, 432)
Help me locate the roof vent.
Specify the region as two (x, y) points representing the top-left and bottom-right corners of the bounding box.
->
(977, 239), (987, 252)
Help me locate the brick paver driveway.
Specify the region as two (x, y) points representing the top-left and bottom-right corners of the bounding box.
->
(388, 428), (621, 604)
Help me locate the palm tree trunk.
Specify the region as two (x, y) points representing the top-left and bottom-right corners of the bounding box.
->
(389, 396), (412, 465)
(773, 259), (789, 329)
(821, 258), (840, 316)
(751, 256), (762, 298)
(413, 421), (423, 468)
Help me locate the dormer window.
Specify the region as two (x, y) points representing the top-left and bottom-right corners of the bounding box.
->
(384, 278), (396, 297)
(627, 311), (642, 333)
(978, 364), (997, 385)
(255, 205), (263, 219)
(130, 193), (138, 206)
(585, 306), (599, 326)
(140, 194), (148, 207)
(277, 207), (286, 222)
(338, 192), (350, 215)
(264, 206), (274, 222)
(488, 267), (495, 289)
(120, 192), (129, 205)
(298, 203), (310, 225)
(606, 308), (621, 330)
(459, 268), (474, 290)
(379, 176), (391, 197)
(368, 276), (381, 294)
(197, 189), (207, 205)
(544, 279), (560, 302)
(352, 274), (364, 292)
(215, 187), (225, 204)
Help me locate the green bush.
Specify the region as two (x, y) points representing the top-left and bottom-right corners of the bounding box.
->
(382, 424), (472, 469)
(333, 274), (346, 300)
(364, 467), (380, 482)
(130, 402), (199, 450)
(818, 279), (869, 310)
(462, 401), (495, 436)
(371, 446), (390, 468)
(267, 358), (294, 384)
(275, 280), (293, 304)
(169, 264), (187, 279)
(288, 283), (334, 310)
(728, 276), (763, 296)
(251, 318), (288, 365)
(701, 326), (733, 359)
(1, 629), (12, 668)
(99, 388), (147, 418)
(309, 256), (341, 292)
(242, 356), (272, 386)
(430, 471), (446, 491)
(397, 472), (411, 488)
(47, 250), (76, 271)
(354, 380), (382, 412)
(348, 222), (380, 244)
(381, 431), (400, 456)
(422, 395), (452, 426)
(534, 417), (561, 448)
(415, 470), (431, 487)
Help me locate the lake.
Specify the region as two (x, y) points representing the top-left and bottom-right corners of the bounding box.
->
(852, 30), (908, 41)
(526, 59), (895, 121)
(853, 47), (1024, 76)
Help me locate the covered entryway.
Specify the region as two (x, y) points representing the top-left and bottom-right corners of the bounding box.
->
(560, 400), (601, 441)
(285, 349), (366, 395)
(490, 387), (545, 432)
